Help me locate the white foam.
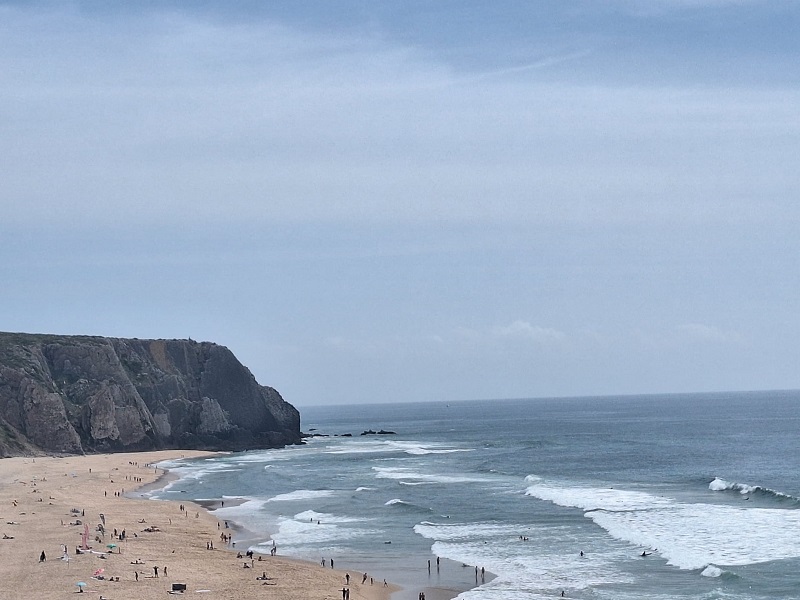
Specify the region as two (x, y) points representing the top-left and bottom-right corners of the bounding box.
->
(355, 487), (374, 492)
(709, 477), (759, 495)
(591, 502), (800, 569)
(385, 498), (408, 506)
(266, 490), (336, 502)
(294, 510), (365, 524)
(152, 461), (243, 492)
(372, 466), (487, 484)
(324, 439), (472, 456)
(525, 482), (673, 512)
(270, 514), (381, 546)
(207, 498), (282, 535)
(708, 477), (732, 492)
(414, 522), (523, 541)
(211, 498), (267, 518)
(708, 477), (793, 500)
(414, 521), (634, 599)
(526, 478), (800, 570)
(227, 449), (295, 462)
(701, 565), (723, 577)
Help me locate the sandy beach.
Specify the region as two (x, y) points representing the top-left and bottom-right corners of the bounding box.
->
(0, 451), (398, 600)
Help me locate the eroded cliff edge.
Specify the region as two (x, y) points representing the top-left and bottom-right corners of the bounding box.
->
(0, 332), (301, 456)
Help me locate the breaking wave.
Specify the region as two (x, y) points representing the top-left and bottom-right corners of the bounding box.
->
(384, 498), (431, 512)
(708, 478), (798, 503)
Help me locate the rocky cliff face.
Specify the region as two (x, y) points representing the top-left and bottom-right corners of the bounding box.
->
(0, 332), (301, 456)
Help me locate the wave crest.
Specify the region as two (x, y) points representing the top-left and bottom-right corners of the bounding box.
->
(701, 565), (723, 577)
(709, 477), (798, 502)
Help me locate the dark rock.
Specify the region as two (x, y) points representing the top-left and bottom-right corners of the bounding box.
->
(0, 332), (301, 456)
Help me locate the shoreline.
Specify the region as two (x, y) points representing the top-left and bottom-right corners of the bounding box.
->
(0, 450), (399, 600)
(149, 455), (488, 600)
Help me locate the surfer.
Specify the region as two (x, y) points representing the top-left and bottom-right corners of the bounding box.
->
(641, 551), (651, 557)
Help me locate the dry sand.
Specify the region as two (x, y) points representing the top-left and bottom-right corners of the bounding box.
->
(0, 451), (399, 600)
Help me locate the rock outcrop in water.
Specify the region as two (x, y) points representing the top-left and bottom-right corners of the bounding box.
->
(0, 332), (301, 456)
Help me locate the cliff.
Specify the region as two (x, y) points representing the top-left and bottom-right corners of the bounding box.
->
(0, 332), (301, 456)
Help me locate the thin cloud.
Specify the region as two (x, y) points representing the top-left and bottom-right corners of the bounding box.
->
(491, 321), (566, 344)
(613, 0), (763, 16)
(2, 4), (798, 230)
(677, 323), (744, 344)
(463, 51), (594, 84)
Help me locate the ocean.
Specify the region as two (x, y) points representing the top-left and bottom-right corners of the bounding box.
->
(148, 390), (800, 599)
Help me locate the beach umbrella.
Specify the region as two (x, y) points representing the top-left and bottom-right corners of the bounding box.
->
(76, 581), (86, 591)
(93, 568), (104, 577)
(106, 543), (117, 552)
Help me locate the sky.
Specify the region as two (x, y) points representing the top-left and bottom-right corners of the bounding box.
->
(1, 1), (798, 406)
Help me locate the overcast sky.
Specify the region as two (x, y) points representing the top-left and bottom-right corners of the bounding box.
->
(1, 0), (798, 406)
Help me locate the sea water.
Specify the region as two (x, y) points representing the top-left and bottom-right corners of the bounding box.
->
(149, 390), (800, 599)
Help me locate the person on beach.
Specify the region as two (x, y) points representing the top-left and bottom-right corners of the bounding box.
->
(345, 573), (350, 584)
(39, 550), (46, 562)
(154, 565), (159, 577)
